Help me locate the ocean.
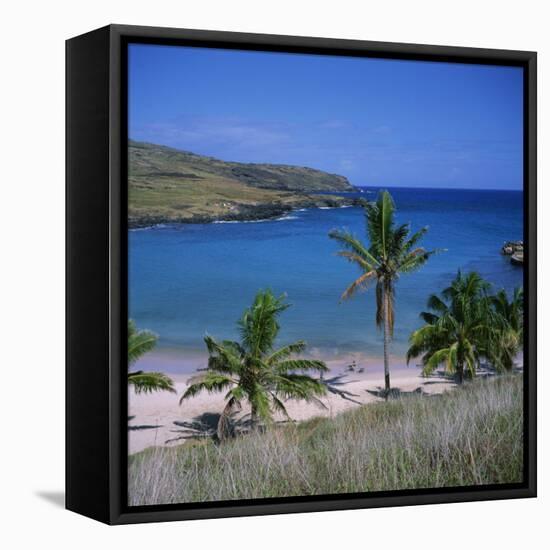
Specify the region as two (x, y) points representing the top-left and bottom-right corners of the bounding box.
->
(129, 187), (523, 374)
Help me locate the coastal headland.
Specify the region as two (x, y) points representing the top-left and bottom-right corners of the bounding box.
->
(128, 140), (362, 228)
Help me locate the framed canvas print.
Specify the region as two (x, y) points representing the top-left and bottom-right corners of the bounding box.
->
(66, 24), (537, 525)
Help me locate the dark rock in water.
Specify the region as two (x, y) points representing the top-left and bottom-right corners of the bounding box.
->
(511, 251), (524, 266)
(501, 240), (523, 255)
(501, 241), (524, 267)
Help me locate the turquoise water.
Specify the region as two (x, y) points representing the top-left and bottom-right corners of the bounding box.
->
(129, 187), (523, 373)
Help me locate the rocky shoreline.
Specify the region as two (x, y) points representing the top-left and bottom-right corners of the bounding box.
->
(129, 196), (364, 229)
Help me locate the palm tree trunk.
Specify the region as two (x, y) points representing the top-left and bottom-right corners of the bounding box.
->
(382, 285), (391, 395)
(456, 362), (464, 384)
(250, 405), (257, 429)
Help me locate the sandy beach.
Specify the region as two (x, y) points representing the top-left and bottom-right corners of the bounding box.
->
(128, 359), (456, 454)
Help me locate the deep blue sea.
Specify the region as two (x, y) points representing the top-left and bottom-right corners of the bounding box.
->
(129, 187), (523, 373)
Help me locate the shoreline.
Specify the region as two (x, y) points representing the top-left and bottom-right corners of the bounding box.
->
(128, 196), (363, 229)
(131, 348), (415, 376)
(128, 362), (457, 455)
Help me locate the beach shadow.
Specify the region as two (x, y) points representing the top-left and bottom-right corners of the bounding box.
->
(323, 375), (362, 404)
(167, 411), (287, 444)
(476, 365), (500, 378)
(35, 491), (65, 508)
(421, 369), (499, 385)
(128, 414), (164, 431)
(366, 386), (428, 399)
(419, 370), (458, 385)
(324, 374), (357, 386)
(128, 424), (164, 431)
(174, 411), (220, 432)
(167, 412), (222, 443)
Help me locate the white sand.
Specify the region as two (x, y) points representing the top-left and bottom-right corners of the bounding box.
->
(128, 359), (456, 454)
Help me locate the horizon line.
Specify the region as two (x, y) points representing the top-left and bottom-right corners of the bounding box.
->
(357, 184), (523, 192)
(128, 138), (523, 193)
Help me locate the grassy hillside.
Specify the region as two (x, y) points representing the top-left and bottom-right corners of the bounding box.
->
(128, 141), (358, 227)
(128, 375), (523, 505)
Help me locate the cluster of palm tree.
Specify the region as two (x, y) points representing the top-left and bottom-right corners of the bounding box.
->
(407, 271), (523, 382)
(128, 188), (524, 440)
(128, 294), (329, 440)
(180, 290), (328, 439)
(329, 189), (523, 389)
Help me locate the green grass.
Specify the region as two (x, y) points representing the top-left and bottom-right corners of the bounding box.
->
(128, 375), (523, 505)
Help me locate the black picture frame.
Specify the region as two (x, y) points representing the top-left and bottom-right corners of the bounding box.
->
(66, 24), (537, 525)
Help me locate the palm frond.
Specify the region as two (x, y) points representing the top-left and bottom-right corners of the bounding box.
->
(419, 311), (439, 324)
(275, 359), (328, 373)
(398, 248), (441, 274)
(335, 250), (374, 271)
(402, 226), (429, 254)
(406, 323), (448, 364)
(238, 290), (289, 356)
(365, 190), (395, 259)
(389, 223), (411, 257)
(265, 341), (307, 365)
(180, 372), (235, 404)
(269, 392), (291, 420)
(128, 371), (176, 394)
(423, 347), (451, 377)
(328, 229), (379, 268)
(426, 294), (449, 314)
(272, 373), (327, 401)
(128, 320), (158, 366)
(203, 335), (243, 375)
(341, 270), (377, 301)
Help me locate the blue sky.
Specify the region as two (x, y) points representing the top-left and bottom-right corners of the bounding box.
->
(128, 44), (523, 190)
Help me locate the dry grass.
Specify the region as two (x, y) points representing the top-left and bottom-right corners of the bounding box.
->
(128, 375), (523, 505)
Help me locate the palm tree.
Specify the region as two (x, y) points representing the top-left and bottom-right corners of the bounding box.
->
(128, 319), (176, 394)
(180, 290), (328, 439)
(329, 190), (437, 394)
(488, 287), (523, 372)
(406, 271), (491, 383)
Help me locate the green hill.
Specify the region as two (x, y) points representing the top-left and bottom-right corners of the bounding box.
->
(128, 140), (358, 227)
